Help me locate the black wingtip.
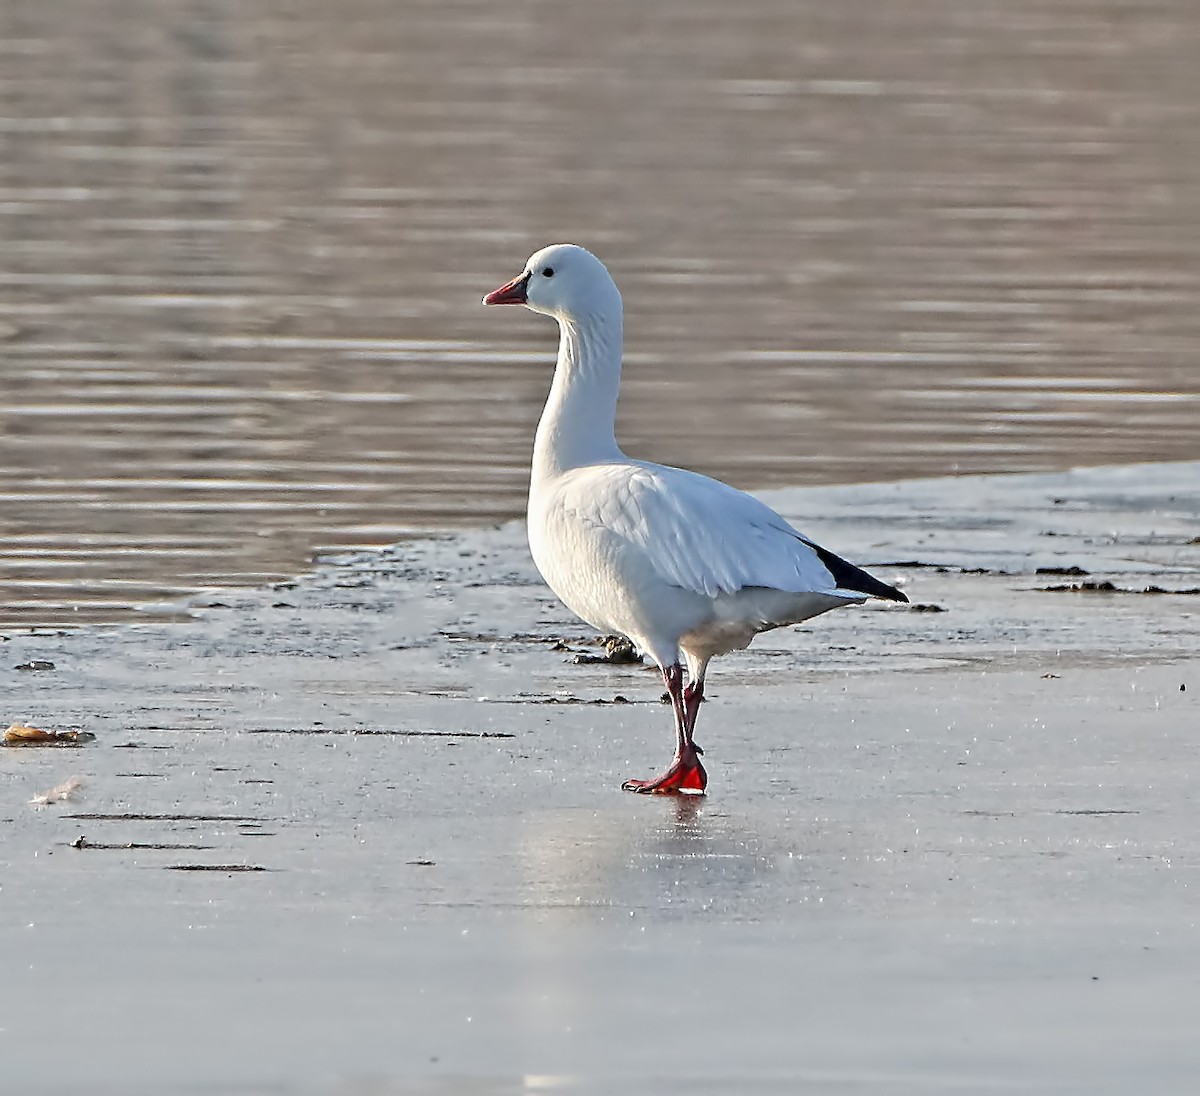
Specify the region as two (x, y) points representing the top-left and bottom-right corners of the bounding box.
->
(806, 539), (909, 603)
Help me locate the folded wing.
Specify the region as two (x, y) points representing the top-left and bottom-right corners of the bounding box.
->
(558, 463), (906, 602)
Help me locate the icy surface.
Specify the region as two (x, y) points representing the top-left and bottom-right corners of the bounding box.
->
(2, 463), (1198, 1094)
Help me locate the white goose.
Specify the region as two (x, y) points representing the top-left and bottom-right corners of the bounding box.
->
(484, 244), (907, 794)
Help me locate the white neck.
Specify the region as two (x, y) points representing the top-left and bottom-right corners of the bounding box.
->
(531, 307), (625, 485)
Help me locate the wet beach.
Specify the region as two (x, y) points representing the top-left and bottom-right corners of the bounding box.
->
(2, 1), (1199, 1092)
(4, 463), (1199, 1093)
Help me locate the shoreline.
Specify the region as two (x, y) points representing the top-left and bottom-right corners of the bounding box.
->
(4, 454), (1196, 634)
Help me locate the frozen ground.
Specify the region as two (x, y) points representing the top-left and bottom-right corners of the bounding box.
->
(2, 462), (1198, 1095)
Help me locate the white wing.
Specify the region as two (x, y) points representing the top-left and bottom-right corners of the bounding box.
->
(556, 461), (855, 599)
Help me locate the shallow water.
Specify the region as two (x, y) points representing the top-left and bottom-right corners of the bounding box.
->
(1, 0), (1198, 626)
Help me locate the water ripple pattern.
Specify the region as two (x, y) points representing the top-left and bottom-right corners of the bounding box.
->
(1, 0), (1197, 626)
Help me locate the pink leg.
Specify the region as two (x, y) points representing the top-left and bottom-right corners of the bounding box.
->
(622, 663), (708, 794)
(682, 677), (704, 742)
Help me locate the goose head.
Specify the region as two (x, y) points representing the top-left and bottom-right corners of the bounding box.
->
(483, 243), (622, 322)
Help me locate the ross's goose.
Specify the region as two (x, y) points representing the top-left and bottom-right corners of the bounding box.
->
(484, 244), (907, 794)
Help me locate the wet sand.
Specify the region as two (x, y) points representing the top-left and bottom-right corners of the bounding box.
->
(2, 461), (1198, 1094)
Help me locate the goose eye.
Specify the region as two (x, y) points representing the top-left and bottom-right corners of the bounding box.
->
(542, 267), (555, 278)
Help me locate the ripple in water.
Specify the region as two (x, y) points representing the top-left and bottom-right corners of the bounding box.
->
(1, 0), (1197, 626)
